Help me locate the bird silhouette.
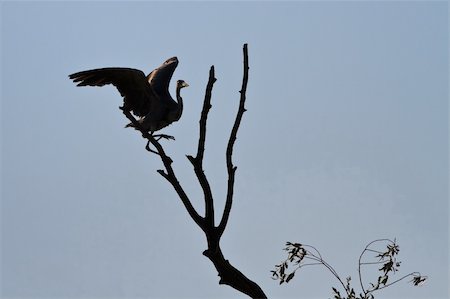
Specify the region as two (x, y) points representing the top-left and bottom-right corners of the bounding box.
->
(69, 57), (188, 139)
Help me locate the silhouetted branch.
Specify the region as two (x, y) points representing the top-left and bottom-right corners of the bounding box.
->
(196, 65), (216, 162)
(203, 246), (267, 298)
(197, 45), (266, 298)
(197, 44), (265, 298)
(186, 65), (217, 228)
(125, 44), (266, 298)
(217, 43), (249, 238)
(121, 109), (204, 229)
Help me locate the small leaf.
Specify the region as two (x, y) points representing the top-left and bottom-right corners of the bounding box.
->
(332, 287), (341, 299)
(286, 272), (295, 283)
(411, 275), (427, 286)
(379, 260), (394, 274)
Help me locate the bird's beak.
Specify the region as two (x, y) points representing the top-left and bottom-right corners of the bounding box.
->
(183, 82), (189, 88)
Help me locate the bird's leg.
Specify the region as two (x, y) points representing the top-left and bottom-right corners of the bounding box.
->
(145, 131), (161, 155)
(153, 134), (175, 141)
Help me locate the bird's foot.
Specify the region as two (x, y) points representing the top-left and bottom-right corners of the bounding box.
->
(145, 141), (160, 155)
(153, 134), (175, 141)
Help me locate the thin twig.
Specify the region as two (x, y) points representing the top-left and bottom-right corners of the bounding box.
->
(365, 249), (385, 255)
(302, 244), (323, 260)
(358, 239), (394, 294)
(369, 272), (422, 293)
(360, 261), (388, 266)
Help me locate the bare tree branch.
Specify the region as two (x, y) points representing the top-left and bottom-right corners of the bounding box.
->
(121, 109), (205, 229)
(197, 45), (267, 298)
(195, 65), (216, 162)
(123, 44), (266, 298)
(217, 43), (249, 237)
(203, 246), (267, 298)
(186, 65), (217, 228)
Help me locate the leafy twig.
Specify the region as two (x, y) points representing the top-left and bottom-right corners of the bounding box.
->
(272, 239), (427, 299)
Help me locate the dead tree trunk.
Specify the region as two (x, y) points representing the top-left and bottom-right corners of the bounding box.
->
(122, 44), (267, 299)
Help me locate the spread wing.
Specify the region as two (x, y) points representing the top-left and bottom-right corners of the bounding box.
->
(69, 67), (156, 117)
(147, 57), (178, 97)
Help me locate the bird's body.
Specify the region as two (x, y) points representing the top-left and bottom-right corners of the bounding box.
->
(69, 57), (188, 135)
(131, 79), (188, 132)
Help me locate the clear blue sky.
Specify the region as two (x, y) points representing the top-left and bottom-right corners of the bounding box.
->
(1, 1), (448, 299)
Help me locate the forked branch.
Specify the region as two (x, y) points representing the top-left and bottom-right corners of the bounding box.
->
(126, 44), (266, 298)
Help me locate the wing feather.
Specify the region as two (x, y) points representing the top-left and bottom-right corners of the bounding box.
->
(147, 57), (178, 97)
(69, 67), (155, 117)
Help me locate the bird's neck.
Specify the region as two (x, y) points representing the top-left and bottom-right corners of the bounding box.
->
(175, 86), (184, 120)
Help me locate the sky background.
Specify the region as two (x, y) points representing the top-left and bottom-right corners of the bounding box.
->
(1, 1), (448, 299)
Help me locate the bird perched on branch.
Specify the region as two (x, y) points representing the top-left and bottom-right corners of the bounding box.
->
(69, 57), (188, 139)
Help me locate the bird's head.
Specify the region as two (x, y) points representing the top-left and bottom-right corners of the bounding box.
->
(177, 80), (189, 89)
